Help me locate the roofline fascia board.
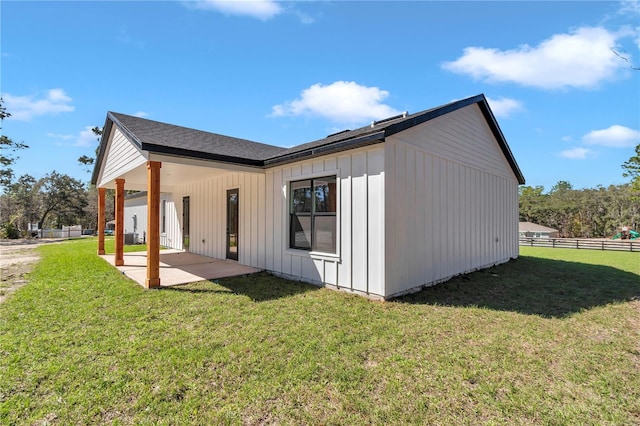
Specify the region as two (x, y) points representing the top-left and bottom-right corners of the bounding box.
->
(91, 112), (145, 186)
(263, 131), (386, 167)
(383, 94), (486, 139)
(107, 112), (144, 149)
(476, 100), (526, 185)
(384, 94), (525, 185)
(90, 115), (114, 186)
(142, 143), (264, 167)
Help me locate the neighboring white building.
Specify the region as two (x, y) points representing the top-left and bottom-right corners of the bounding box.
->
(93, 94), (525, 299)
(518, 222), (559, 239)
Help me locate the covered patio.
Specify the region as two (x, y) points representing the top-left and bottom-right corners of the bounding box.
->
(92, 111), (278, 289)
(99, 250), (261, 287)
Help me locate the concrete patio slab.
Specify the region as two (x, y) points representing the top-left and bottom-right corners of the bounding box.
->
(99, 249), (261, 287)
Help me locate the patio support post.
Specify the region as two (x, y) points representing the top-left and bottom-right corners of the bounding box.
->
(115, 178), (125, 266)
(97, 187), (106, 255)
(146, 161), (161, 288)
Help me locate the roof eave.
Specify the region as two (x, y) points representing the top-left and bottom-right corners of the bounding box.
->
(476, 99), (526, 185)
(263, 131), (386, 167)
(384, 94), (525, 185)
(91, 112), (146, 186)
(90, 115), (113, 186)
(384, 94), (487, 138)
(142, 143), (264, 167)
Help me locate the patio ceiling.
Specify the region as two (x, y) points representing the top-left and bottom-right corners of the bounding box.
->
(98, 153), (265, 192)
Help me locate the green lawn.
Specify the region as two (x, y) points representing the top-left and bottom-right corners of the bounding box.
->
(1, 240), (639, 424)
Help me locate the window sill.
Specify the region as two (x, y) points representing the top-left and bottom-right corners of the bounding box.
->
(284, 249), (341, 262)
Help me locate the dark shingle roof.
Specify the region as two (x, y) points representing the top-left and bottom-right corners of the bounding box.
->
(109, 112), (287, 163)
(92, 94), (525, 185)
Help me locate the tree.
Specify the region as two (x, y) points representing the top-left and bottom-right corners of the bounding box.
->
(518, 182), (639, 238)
(0, 99), (29, 188)
(518, 185), (546, 222)
(77, 126), (102, 172)
(8, 174), (40, 234)
(622, 143), (640, 195)
(38, 171), (88, 229)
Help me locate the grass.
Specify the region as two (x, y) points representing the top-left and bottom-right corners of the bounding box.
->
(0, 240), (639, 424)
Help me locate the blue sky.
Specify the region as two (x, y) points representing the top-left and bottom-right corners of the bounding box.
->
(2, 0), (639, 191)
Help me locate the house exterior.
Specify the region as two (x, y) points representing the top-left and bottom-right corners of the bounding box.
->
(92, 94), (525, 299)
(123, 191), (148, 243)
(518, 222), (559, 239)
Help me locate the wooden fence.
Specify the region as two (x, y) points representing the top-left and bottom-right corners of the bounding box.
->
(519, 238), (640, 252)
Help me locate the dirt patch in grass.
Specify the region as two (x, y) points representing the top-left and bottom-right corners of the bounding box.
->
(0, 239), (64, 303)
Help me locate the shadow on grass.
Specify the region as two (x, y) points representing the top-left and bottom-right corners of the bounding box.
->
(398, 256), (640, 318)
(163, 272), (318, 302)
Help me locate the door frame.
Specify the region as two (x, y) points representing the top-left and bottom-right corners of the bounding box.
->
(182, 196), (190, 252)
(226, 188), (239, 261)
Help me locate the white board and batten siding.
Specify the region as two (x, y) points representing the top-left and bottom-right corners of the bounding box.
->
(98, 128), (147, 188)
(123, 195), (148, 235)
(384, 104), (520, 298)
(123, 194), (179, 247)
(265, 145), (386, 299)
(166, 171), (267, 270)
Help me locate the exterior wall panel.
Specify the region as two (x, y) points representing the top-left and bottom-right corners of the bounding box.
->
(160, 171), (266, 269)
(100, 128), (147, 187)
(336, 155), (352, 290)
(385, 104), (520, 298)
(265, 146), (385, 298)
(123, 196), (147, 236)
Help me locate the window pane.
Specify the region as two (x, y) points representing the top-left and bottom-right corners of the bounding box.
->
(314, 177), (336, 213)
(313, 215), (336, 253)
(291, 180), (312, 213)
(290, 214), (311, 249)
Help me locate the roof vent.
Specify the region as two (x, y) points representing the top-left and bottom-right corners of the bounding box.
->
(370, 111), (410, 127)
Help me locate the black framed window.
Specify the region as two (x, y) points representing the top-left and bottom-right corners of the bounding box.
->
(290, 176), (336, 253)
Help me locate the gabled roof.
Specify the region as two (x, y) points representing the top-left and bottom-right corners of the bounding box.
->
(92, 94), (525, 185)
(519, 222), (558, 233)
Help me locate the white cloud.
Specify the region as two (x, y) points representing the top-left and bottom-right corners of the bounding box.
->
(133, 111), (150, 118)
(46, 126), (98, 147)
(270, 81), (400, 124)
(582, 125), (640, 147)
(76, 126), (99, 147)
(47, 132), (74, 141)
(295, 10), (315, 25)
(187, 0), (282, 20)
(560, 147), (592, 159)
(3, 88), (74, 121)
(486, 97), (524, 118)
(561, 136), (573, 142)
(618, 0), (640, 16)
(442, 26), (629, 89)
